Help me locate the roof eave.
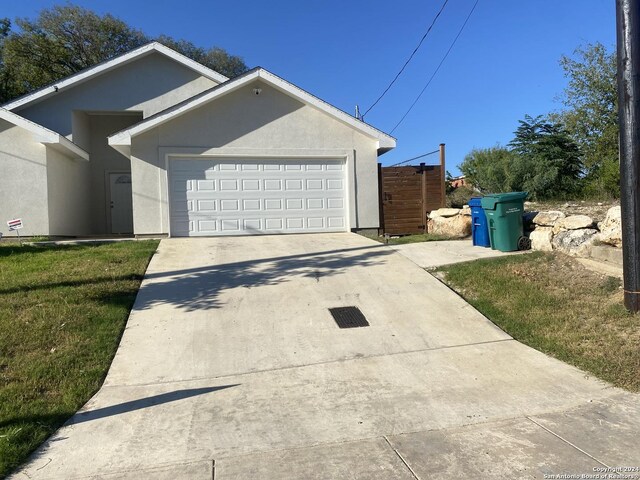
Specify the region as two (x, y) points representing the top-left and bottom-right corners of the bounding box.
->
(108, 68), (397, 149)
(0, 108), (89, 160)
(45, 136), (90, 161)
(2, 42), (228, 111)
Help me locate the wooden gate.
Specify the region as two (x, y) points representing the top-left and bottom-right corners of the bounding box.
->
(379, 164), (444, 235)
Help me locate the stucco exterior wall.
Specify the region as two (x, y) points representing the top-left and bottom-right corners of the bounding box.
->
(130, 82), (381, 235)
(71, 111), (91, 151)
(88, 114), (142, 234)
(46, 148), (91, 236)
(0, 120), (50, 236)
(15, 52), (219, 138)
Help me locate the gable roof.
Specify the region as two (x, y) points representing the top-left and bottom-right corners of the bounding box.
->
(0, 108), (89, 160)
(108, 67), (396, 153)
(2, 42), (229, 111)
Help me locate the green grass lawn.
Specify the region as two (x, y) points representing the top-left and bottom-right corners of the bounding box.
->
(0, 240), (158, 477)
(438, 252), (639, 392)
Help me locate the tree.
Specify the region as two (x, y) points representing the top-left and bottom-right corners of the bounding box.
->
(1, 5), (148, 101)
(0, 18), (17, 101)
(459, 146), (514, 194)
(0, 4), (247, 103)
(459, 116), (583, 200)
(156, 35), (246, 79)
(508, 115), (583, 199)
(553, 43), (619, 198)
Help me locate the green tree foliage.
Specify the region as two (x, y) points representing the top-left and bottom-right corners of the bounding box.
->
(554, 43), (619, 198)
(459, 116), (583, 200)
(156, 35), (247, 79)
(460, 43), (619, 201)
(508, 115), (583, 199)
(459, 146), (514, 194)
(0, 4), (247, 103)
(0, 18), (17, 101)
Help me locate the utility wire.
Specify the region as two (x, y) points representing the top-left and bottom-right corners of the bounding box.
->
(390, 0), (480, 134)
(361, 0), (449, 119)
(390, 149), (440, 167)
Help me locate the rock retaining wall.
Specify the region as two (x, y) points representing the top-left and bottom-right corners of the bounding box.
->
(425, 203), (622, 263)
(527, 205), (621, 258)
(427, 207), (471, 238)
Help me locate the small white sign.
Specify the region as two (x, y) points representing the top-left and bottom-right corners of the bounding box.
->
(7, 218), (23, 231)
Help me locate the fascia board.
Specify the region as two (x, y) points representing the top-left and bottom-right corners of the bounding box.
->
(109, 68), (396, 149)
(108, 70), (261, 145)
(3, 42), (228, 111)
(257, 70), (396, 148)
(0, 108), (89, 160)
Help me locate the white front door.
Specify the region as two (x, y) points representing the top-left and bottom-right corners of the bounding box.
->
(169, 158), (348, 237)
(109, 173), (133, 234)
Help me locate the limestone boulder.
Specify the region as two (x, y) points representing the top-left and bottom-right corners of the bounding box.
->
(428, 214), (471, 238)
(598, 206), (622, 247)
(429, 208), (461, 219)
(460, 205), (471, 216)
(552, 228), (599, 257)
(532, 210), (565, 227)
(529, 227), (553, 252)
(552, 215), (594, 234)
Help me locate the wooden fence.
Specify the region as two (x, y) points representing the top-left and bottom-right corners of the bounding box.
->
(379, 163), (445, 235)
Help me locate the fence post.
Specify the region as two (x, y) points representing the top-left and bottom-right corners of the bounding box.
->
(420, 162), (427, 233)
(377, 163), (384, 235)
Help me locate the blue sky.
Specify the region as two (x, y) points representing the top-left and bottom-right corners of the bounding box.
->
(3, 0), (616, 174)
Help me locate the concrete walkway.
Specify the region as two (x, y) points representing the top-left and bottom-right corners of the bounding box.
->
(13, 234), (639, 479)
(389, 239), (524, 269)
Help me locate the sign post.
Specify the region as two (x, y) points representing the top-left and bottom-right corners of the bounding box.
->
(7, 218), (23, 245)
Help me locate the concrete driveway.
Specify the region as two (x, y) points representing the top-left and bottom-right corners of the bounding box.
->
(14, 234), (638, 479)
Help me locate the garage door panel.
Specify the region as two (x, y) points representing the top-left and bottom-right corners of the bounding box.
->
(169, 158), (347, 237)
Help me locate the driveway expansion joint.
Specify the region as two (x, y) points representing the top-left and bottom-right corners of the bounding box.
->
(102, 338), (517, 389)
(525, 416), (611, 468)
(383, 435), (421, 480)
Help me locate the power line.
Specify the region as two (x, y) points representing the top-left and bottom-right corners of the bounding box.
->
(389, 149), (440, 167)
(390, 0), (480, 134)
(361, 0), (449, 119)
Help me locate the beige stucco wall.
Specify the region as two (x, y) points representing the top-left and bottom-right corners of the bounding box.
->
(88, 114), (142, 234)
(46, 148), (91, 236)
(0, 120), (50, 236)
(130, 81), (381, 235)
(15, 52), (219, 139)
(71, 111), (91, 151)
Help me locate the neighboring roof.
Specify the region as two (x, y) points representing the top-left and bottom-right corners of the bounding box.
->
(0, 108), (89, 160)
(108, 68), (396, 153)
(2, 42), (229, 111)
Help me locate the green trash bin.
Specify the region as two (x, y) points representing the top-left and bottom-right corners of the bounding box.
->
(481, 192), (530, 252)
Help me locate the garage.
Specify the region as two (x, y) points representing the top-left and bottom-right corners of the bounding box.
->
(169, 157), (348, 236)
(108, 68), (396, 236)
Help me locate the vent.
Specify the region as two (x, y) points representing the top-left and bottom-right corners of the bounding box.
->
(329, 306), (369, 329)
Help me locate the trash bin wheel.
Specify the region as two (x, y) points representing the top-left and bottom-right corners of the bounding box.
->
(517, 236), (531, 251)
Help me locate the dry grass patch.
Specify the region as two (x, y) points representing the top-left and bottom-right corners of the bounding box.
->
(358, 232), (450, 244)
(438, 252), (639, 391)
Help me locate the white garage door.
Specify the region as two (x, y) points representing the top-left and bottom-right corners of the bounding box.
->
(169, 158), (348, 236)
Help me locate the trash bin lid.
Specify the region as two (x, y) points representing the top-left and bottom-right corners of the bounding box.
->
(490, 191), (528, 202)
(481, 191), (528, 210)
(468, 197), (483, 208)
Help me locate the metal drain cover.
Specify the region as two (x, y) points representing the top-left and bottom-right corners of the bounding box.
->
(329, 306), (369, 328)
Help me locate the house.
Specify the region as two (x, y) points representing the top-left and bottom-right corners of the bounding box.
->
(449, 175), (467, 189)
(0, 42), (395, 237)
